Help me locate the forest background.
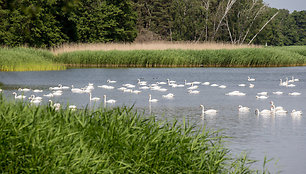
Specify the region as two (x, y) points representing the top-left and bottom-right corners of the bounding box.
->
(0, 0), (305, 48)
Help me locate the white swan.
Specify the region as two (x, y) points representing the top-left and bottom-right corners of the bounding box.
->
(43, 93), (54, 97)
(279, 79), (287, 86)
(118, 87), (127, 91)
(202, 82), (210, 86)
(157, 81), (167, 85)
(211, 84), (219, 87)
(68, 105), (77, 111)
(272, 91), (283, 95)
(123, 84), (135, 88)
(107, 79), (117, 83)
(29, 95), (42, 101)
(131, 90), (141, 94)
(238, 84), (246, 87)
(218, 85), (227, 88)
(33, 89), (43, 93)
(293, 76), (299, 82)
(49, 100), (60, 111)
(103, 95), (116, 104)
(18, 88), (31, 92)
(0, 89), (2, 92)
(238, 105), (250, 112)
(187, 83), (198, 90)
(82, 87), (92, 93)
(49, 86), (61, 90)
(157, 88), (167, 92)
(162, 93), (174, 99)
(271, 105), (287, 115)
(248, 76), (255, 81)
(123, 89), (132, 93)
(30, 98), (41, 104)
(89, 93), (100, 101)
(287, 84), (296, 87)
(149, 94), (158, 102)
(226, 91), (246, 96)
(270, 101), (284, 111)
(98, 85), (114, 89)
(52, 90), (63, 96)
(184, 80), (192, 86)
(256, 95), (268, 99)
(288, 92), (301, 96)
(12, 92), (26, 99)
(249, 84), (255, 88)
(167, 79), (176, 85)
(257, 92), (268, 96)
(291, 110), (302, 116)
(188, 90), (200, 94)
(255, 109), (272, 116)
(86, 84), (94, 90)
(59, 84), (70, 89)
(71, 85), (84, 93)
(200, 105), (217, 115)
(192, 81), (201, 85)
(137, 79), (147, 85)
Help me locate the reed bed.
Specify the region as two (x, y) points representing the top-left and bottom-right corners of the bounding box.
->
(51, 41), (260, 55)
(1, 46), (305, 71)
(55, 46), (306, 67)
(0, 47), (65, 71)
(0, 97), (269, 173)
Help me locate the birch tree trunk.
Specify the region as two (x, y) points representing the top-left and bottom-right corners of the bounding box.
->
(248, 11), (279, 45)
(212, 0), (237, 39)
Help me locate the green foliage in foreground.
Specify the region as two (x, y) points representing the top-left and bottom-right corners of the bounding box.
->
(0, 47), (65, 71)
(55, 46), (306, 67)
(0, 97), (268, 173)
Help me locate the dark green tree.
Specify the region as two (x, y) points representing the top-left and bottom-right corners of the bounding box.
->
(68, 0), (137, 43)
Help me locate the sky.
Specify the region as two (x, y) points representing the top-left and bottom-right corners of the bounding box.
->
(264, 0), (306, 12)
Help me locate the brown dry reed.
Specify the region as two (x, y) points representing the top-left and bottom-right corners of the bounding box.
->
(51, 41), (261, 55)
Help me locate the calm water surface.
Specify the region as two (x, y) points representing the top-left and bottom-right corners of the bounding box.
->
(1, 67), (305, 173)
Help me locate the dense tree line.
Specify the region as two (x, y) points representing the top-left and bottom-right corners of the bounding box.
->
(0, 0), (137, 47)
(133, 0), (305, 46)
(0, 0), (305, 47)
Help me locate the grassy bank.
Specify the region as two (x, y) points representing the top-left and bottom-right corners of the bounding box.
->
(1, 45), (306, 71)
(53, 46), (305, 67)
(0, 47), (65, 71)
(0, 97), (268, 173)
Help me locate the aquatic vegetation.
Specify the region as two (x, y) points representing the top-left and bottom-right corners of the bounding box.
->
(1, 46), (305, 71)
(55, 46), (306, 67)
(0, 47), (65, 71)
(0, 96), (268, 173)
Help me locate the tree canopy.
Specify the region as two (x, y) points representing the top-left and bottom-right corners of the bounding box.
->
(0, 0), (305, 47)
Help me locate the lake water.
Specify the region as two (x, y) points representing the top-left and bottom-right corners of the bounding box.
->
(1, 67), (305, 173)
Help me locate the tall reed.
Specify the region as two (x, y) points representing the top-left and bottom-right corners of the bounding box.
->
(54, 46), (306, 67)
(0, 97), (269, 173)
(0, 47), (65, 71)
(51, 41), (260, 55)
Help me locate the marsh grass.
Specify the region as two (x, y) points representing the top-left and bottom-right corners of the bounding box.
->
(51, 41), (260, 55)
(0, 47), (65, 71)
(1, 45), (305, 71)
(0, 96), (269, 173)
(55, 46), (306, 67)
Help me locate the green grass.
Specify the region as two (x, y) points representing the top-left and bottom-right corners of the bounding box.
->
(54, 46), (306, 67)
(1, 46), (305, 71)
(0, 47), (65, 71)
(0, 96), (270, 173)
